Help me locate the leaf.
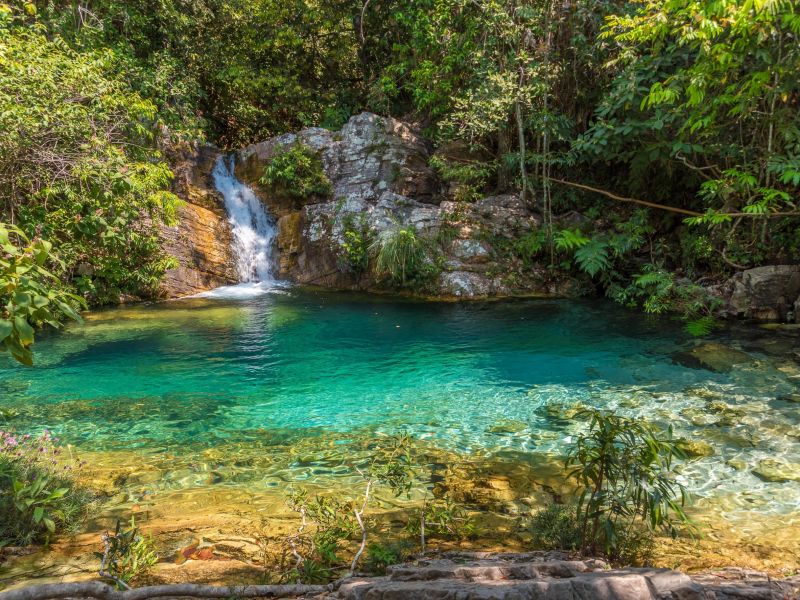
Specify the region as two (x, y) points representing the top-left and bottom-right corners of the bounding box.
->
(33, 506), (44, 523)
(13, 316), (35, 346)
(0, 320), (12, 341)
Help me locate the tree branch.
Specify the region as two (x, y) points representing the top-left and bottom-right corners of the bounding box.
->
(548, 177), (800, 218)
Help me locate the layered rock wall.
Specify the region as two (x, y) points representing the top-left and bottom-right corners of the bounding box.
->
(159, 144), (238, 298)
(234, 112), (572, 298)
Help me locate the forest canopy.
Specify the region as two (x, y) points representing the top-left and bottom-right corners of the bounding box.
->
(1, 0), (798, 355)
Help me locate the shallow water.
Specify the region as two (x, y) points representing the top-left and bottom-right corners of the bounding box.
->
(1, 289), (799, 528)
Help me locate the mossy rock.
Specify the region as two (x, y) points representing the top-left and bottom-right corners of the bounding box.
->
(726, 459), (747, 471)
(672, 342), (754, 373)
(487, 420), (528, 434)
(752, 459), (800, 483)
(677, 439), (715, 458)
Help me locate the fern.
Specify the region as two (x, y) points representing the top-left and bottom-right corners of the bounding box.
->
(685, 316), (716, 337)
(574, 239), (610, 277)
(554, 229), (590, 252)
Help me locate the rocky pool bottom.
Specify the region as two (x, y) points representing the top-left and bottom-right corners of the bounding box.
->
(0, 292), (799, 585)
(1, 425), (799, 588)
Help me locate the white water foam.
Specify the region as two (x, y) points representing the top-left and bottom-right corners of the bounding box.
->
(212, 155), (277, 284)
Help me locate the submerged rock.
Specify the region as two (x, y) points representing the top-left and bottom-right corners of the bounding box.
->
(672, 342), (754, 373)
(487, 420), (528, 434)
(752, 459), (800, 483)
(678, 439), (716, 458)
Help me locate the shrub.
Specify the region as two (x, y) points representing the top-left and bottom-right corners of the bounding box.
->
(0, 429), (93, 546)
(529, 504), (582, 552)
(337, 212), (374, 276)
(364, 542), (406, 574)
(405, 498), (476, 542)
(97, 516), (158, 589)
(260, 142), (332, 200)
(565, 410), (693, 562)
(0, 224), (85, 365)
(371, 224), (437, 288)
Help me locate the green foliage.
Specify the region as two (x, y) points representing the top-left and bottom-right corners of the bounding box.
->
(0, 430), (93, 546)
(336, 212), (374, 276)
(371, 224), (437, 288)
(364, 542), (404, 575)
(565, 410), (693, 561)
(405, 499), (476, 541)
(0, 224), (84, 365)
(260, 142), (332, 201)
(554, 229), (590, 253)
(529, 504), (582, 552)
(513, 230), (547, 265)
(96, 516), (159, 589)
(608, 266), (720, 335)
(0, 12), (181, 306)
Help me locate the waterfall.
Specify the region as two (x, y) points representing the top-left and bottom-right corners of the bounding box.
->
(212, 156), (277, 284)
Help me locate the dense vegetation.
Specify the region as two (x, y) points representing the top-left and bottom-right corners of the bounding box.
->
(1, 0), (798, 361)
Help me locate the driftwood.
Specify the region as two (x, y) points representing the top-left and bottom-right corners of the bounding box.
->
(0, 581), (326, 600)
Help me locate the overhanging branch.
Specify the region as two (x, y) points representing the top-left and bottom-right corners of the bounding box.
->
(548, 177), (800, 218)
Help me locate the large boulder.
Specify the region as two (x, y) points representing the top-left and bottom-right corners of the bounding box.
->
(158, 143), (238, 298)
(720, 265), (800, 322)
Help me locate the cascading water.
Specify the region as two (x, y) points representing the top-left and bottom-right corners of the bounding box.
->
(211, 155), (278, 287)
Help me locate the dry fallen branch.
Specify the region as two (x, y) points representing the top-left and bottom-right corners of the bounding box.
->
(0, 581), (326, 600)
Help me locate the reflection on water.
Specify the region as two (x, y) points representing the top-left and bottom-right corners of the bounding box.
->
(1, 290), (799, 536)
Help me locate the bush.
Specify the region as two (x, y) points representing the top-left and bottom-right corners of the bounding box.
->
(371, 224), (437, 288)
(0, 224), (84, 365)
(97, 517), (158, 589)
(336, 212), (374, 276)
(565, 410), (693, 562)
(0, 429), (93, 546)
(364, 542), (406, 574)
(260, 142), (332, 201)
(529, 504), (582, 552)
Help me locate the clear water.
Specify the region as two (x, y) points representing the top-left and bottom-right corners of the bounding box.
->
(212, 156), (277, 283)
(1, 291), (799, 523)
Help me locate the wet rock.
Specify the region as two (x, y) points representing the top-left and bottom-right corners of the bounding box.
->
(678, 439), (716, 458)
(672, 343), (754, 373)
(158, 144), (239, 298)
(487, 420), (528, 434)
(717, 265), (800, 322)
(752, 459), (800, 483)
(726, 459), (747, 471)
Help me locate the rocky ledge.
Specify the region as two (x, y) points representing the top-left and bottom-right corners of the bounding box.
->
(234, 112), (575, 299)
(322, 553), (800, 600)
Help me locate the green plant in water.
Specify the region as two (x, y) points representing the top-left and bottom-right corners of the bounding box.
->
(371, 223), (436, 288)
(1, 224), (84, 365)
(260, 142), (332, 200)
(97, 516), (158, 589)
(565, 410), (694, 562)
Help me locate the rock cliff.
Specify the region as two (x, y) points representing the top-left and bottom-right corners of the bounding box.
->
(235, 112), (573, 298)
(159, 144), (238, 298)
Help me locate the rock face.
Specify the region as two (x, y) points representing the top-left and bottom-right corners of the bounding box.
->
(159, 143), (238, 297)
(322, 553), (800, 600)
(234, 112), (572, 298)
(718, 265), (800, 322)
